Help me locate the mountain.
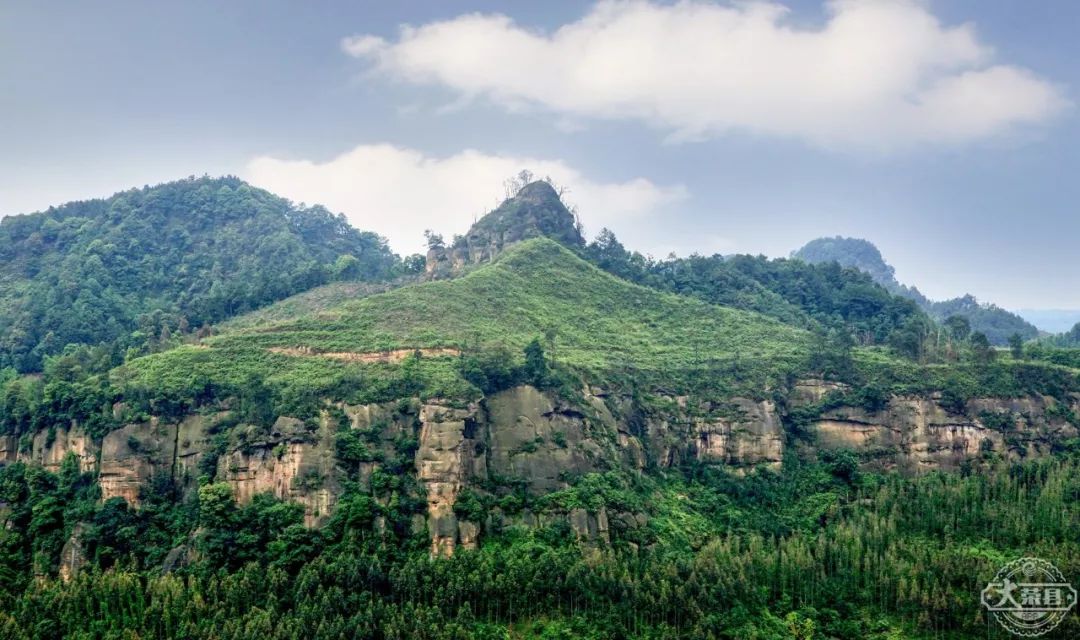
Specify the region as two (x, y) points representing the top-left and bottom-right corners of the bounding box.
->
(423, 184), (925, 353)
(0, 176), (401, 371)
(793, 236), (1038, 344)
(791, 236), (901, 290)
(2, 179), (1080, 639)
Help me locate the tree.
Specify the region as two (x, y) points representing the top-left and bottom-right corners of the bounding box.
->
(523, 338), (548, 387)
(0, 176), (401, 373)
(970, 331), (996, 364)
(542, 325), (558, 363)
(945, 315), (971, 343)
(402, 254), (426, 274)
(810, 327), (854, 378)
(1008, 333), (1024, 360)
(423, 230), (445, 250)
(888, 317), (928, 361)
(333, 254), (361, 280)
(785, 612), (817, 640)
(238, 375), (275, 428)
(503, 169), (535, 197)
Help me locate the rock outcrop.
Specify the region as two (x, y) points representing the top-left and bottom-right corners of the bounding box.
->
(26, 424), (96, 473)
(220, 416), (340, 527)
(689, 399), (784, 472)
(415, 402), (480, 556)
(99, 420), (177, 505)
(0, 435), (16, 464)
(426, 181), (583, 280)
(337, 386), (617, 556)
(58, 523), (88, 582)
(485, 386), (605, 493)
(811, 394), (1078, 472)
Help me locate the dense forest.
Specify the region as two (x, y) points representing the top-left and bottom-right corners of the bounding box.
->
(1, 449), (1077, 638)
(0, 177), (406, 372)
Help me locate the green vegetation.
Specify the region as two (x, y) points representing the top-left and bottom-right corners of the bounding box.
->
(2, 449), (1078, 638)
(3, 236), (1078, 447)
(1040, 320), (1080, 348)
(220, 278), (419, 331)
(3, 177), (1080, 640)
(584, 229), (924, 346)
(0, 176), (401, 372)
(117, 238), (811, 410)
(793, 236), (902, 290)
(930, 295), (1039, 346)
(794, 236), (1039, 344)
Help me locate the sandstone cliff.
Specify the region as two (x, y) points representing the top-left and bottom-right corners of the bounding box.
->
(6, 379), (1078, 560)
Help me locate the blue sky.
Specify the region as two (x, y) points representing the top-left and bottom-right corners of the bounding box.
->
(2, 1), (1079, 313)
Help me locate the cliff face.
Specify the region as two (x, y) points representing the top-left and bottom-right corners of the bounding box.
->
(6, 381), (1078, 559)
(637, 397), (785, 472)
(0, 424), (97, 472)
(221, 416), (341, 527)
(811, 395), (1076, 472)
(99, 419), (178, 505)
(426, 181), (583, 280)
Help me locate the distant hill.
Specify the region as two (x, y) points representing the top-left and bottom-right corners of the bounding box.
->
(580, 229), (925, 348)
(0, 176), (400, 371)
(793, 236), (1038, 345)
(791, 237), (904, 293)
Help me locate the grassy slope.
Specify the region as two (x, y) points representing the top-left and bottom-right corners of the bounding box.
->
(219, 277), (416, 331)
(121, 238), (810, 401)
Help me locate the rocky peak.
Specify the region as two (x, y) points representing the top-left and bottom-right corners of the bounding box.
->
(425, 181), (583, 279)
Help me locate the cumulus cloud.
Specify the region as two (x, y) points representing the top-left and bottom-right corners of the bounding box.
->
(243, 144), (687, 254)
(341, 0), (1068, 151)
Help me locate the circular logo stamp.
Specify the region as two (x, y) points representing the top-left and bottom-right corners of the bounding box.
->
(981, 557), (1076, 637)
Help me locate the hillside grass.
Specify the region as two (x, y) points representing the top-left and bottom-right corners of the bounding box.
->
(219, 277), (416, 331)
(120, 239), (812, 403)
(222, 239), (809, 372)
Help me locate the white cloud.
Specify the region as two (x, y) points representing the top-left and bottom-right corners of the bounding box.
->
(341, 0), (1068, 151)
(243, 144), (687, 254)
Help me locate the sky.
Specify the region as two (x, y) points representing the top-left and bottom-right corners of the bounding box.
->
(2, 0), (1079, 314)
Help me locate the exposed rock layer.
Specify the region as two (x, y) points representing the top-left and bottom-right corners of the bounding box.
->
(5, 381), (1077, 557)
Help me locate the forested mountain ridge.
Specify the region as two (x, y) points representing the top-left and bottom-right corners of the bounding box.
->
(793, 236), (1039, 344)
(581, 230), (925, 349)
(0, 176), (401, 371)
